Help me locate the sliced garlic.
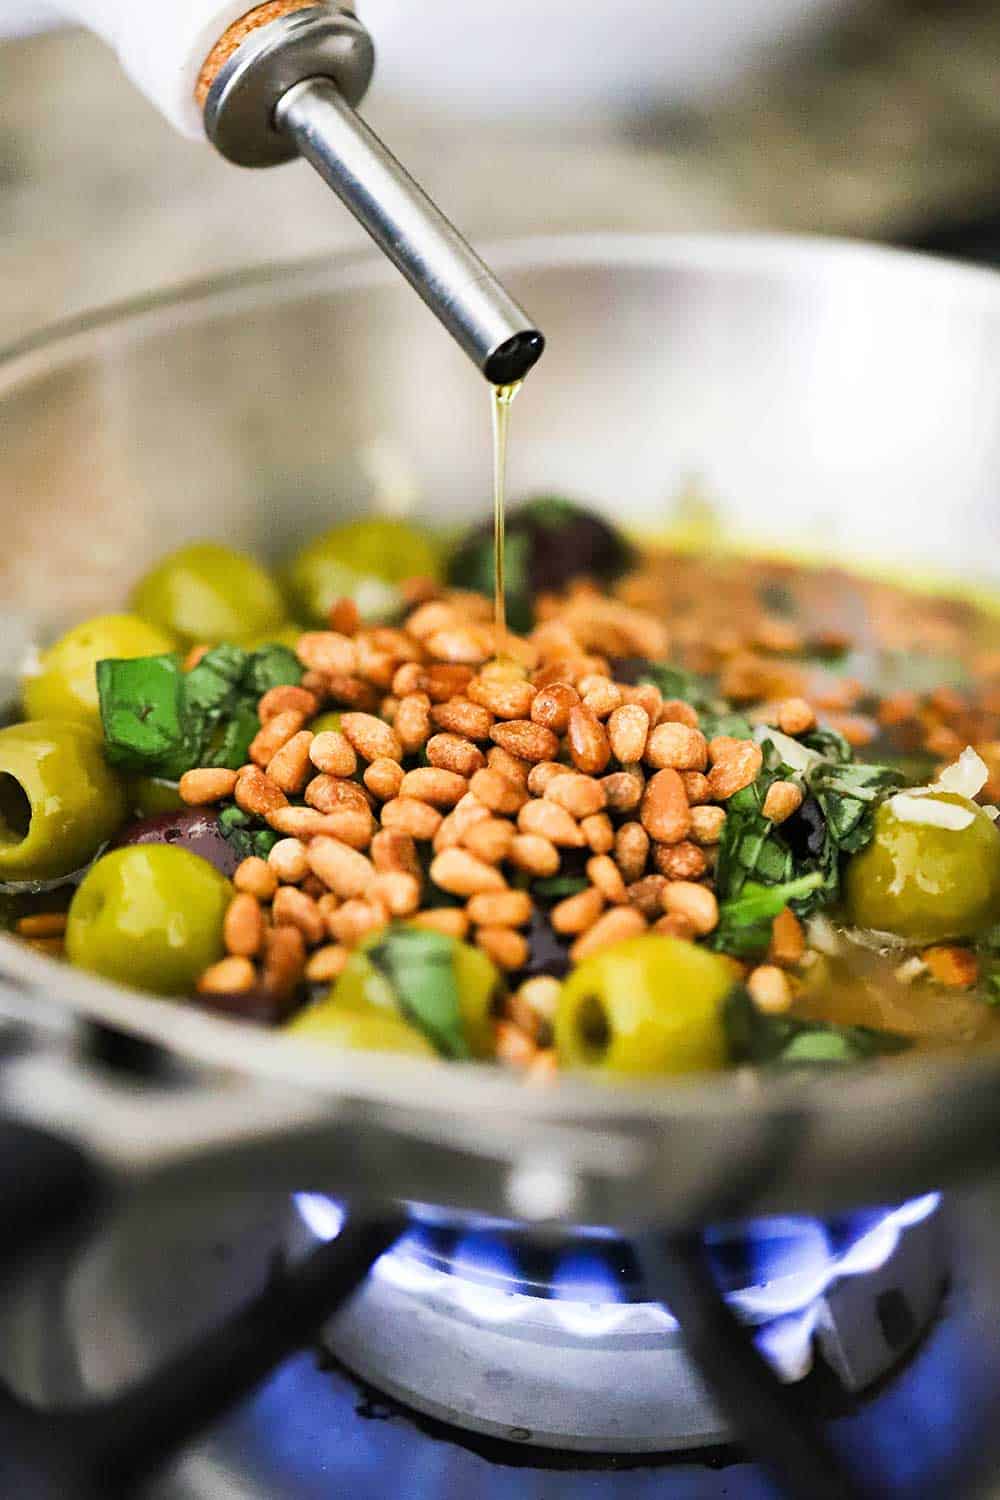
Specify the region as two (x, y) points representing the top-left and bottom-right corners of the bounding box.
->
(889, 792), (975, 831)
(935, 745), (989, 800)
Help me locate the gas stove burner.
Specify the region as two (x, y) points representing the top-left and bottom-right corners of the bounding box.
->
(295, 1195), (945, 1452)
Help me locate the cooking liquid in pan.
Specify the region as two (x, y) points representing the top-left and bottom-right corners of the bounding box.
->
(490, 381), (522, 664)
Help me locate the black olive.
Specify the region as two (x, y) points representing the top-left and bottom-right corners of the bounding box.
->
(111, 809), (240, 878)
(781, 796), (827, 863)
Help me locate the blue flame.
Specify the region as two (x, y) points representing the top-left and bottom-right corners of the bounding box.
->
(292, 1191), (941, 1379)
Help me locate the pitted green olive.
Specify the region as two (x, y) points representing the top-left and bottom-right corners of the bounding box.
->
(555, 934), (733, 1076)
(283, 518), (441, 626)
(286, 1002), (436, 1057)
(0, 720), (127, 882)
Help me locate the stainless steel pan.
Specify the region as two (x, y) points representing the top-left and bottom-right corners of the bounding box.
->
(2, 234), (1000, 1235)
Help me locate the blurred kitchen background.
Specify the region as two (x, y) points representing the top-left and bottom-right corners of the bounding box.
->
(1, 0), (999, 345)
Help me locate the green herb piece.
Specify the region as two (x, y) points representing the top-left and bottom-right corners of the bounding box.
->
(97, 643), (303, 782)
(984, 971), (1000, 1005)
(725, 985), (909, 1066)
(97, 654), (194, 781)
(708, 872), (823, 958)
(532, 874), (590, 900)
(217, 803), (281, 863)
(639, 663), (716, 714)
(367, 924), (470, 1059)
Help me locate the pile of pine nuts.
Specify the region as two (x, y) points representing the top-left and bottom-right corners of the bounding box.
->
(179, 584), (815, 1067)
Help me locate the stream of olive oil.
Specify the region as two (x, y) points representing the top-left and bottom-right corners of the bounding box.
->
(491, 381), (522, 660)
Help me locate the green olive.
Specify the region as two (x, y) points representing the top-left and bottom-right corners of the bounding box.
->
(131, 542), (287, 646)
(242, 623), (308, 652)
(555, 934), (734, 1077)
(22, 613), (177, 728)
(283, 518), (442, 626)
(0, 720), (127, 882)
(326, 927), (499, 1059)
(125, 776), (185, 817)
(285, 1001), (436, 1057)
(845, 791), (1000, 944)
(66, 844), (232, 995)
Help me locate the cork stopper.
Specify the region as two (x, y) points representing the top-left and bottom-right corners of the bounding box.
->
(195, 0), (322, 109)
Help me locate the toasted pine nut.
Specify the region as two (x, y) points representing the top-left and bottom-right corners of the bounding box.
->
(544, 773), (606, 819)
(581, 812), (615, 853)
(267, 730), (315, 794)
(399, 766), (469, 808)
(614, 821), (650, 883)
(235, 765), (288, 817)
(430, 847), (507, 896)
(309, 730), (357, 778)
(467, 675), (537, 719)
(426, 733), (486, 778)
(370, 871), (422, 916)
(273, 885), (326, 946)
(640, 769), (690, 845)
(266, 837), (308, 883)
(262, 924), (306, 998)
(327, 898), (388, 947)
(748, 964), (793, 1014)
(198, 956), (256, 994)
(515, 976), (562, 1028)
(395, 692), (433, 752)
(305, 944), (350, 983)
(531, 681), (580, 734)
(183, 643), (211, 672)
(496, 1019), (538, 1068)
(328, 596), (361, 635)
(645, 722), (708, 772)
(689, 804), (726, 844)
(179, 767), (238, 805)
(364, 756), (406, 801)
(249, 710), (305, 768)
(491, 719), (560, 763)
(340, 711), (403, 764)
(508, 833), (561, 877)
(550, 885), (605, 935)
(411, 908), (470, 939)
(582, 680), (623, 719)
(234, 857), (279, 901)
(607, 703), (650, 765)
(769, 907), (805, 967)
(476, 926), (529, 971)
(922, 945), (980, 988)
(707, 740), (763, 800)
(654, 912), (696, 939)
(258, 685), (319, 723)
(380, 797), (444, 841)
(304, 774), (372, 816)
(566, 705), (612, 774)
(224, 892), (265, 957)
(307, 837), (376, 899)
(296, 631), (358, 677)
(469, 766), (528, 815)
(623, 682), (662, 720)
(570, 906), (647, 961)
(653, 841), (708, 881)
(526, 761), (573, 796)
(486, 745), (532, 787)
(15, 911), (68, 938)
(662, 881), (719, 936)
(467, 889), (533, 928)
(462, 817), (516, 864)
(762, 780), (804, 824)
(777, 697), (816, 736)
(518, 799), (586, 847)
(626, 874), (670, 919)
(601, 769), (644, 813)
(431, 697), (494, 739)
(586, 853), (628, 904)
(371, 828), (421, 878)
(433, 794), (491, 852)
(267, 806), (373, 847)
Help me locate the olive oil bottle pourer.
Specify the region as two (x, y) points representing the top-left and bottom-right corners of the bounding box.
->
(32, 1), (545, 384)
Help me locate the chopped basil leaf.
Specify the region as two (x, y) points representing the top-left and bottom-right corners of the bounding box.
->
(217, 803), (279, 863)
(708, 872), (823, 958)
(725, 985), (909, 1066)
(367, 924), (470, 1059)
(97, 643), (302, 781)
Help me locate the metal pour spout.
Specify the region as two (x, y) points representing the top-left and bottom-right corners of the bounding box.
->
(203, 5), (544, 385)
